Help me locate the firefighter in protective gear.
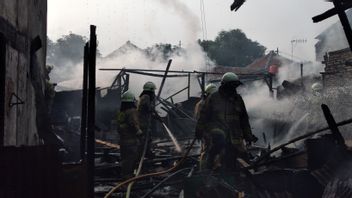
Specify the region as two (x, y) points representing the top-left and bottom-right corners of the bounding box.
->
(194, 83), (217, 170)
(311, 82), (323, 96)
(195, 72), (257, 171)
(117, 91), (143, 178)
(194, 83), (217, 120)
(138, 81), (157, 158)
(307, 82), (326, 130)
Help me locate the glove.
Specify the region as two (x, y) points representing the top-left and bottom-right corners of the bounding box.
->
(136, 129), (143, 136)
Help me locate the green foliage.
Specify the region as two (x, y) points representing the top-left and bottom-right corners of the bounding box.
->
(199, 29), (266, 67)
(47, 33), (101, 67)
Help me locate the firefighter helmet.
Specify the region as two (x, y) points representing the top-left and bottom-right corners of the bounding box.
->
(221, 72), (241, 84)
(311, 82), (323, 92)
(143, 81), (157, 91)
(121, 91), (135, 102)
(205, 83), (217, 95)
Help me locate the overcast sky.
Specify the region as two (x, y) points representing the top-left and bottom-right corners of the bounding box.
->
(48, 0), (341, 62)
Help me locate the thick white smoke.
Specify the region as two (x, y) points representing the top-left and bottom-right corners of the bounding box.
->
(54, 0), (213, 103)
(239, 57), (327, 148)
(154, 0), (201, 42)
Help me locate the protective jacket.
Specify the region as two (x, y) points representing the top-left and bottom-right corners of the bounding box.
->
(117, 108), (141, 145)
(195, 89), (253, 145)
(137, 94), (153, 132)
(117, 108), (142, 177)
(194, 99), (205, 120)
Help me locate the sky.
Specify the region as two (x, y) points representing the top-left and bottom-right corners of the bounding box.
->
(47, 0), (341, 62)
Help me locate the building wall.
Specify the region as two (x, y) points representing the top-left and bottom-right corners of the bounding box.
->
(322, 48), (352, 89)
(0, 0), (47, 146)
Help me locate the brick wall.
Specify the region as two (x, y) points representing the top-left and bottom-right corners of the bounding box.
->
(322, 48), (352, 89)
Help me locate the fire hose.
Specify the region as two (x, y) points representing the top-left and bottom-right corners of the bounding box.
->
(141, 167), (193, 198)
(104, 137), (196, 198)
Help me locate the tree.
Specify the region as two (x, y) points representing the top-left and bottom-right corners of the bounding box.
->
(47, 33), (102, 82)
(199, 29), (266, 67)
(47, 33), (101, 67)
(47, 33), (88, 67)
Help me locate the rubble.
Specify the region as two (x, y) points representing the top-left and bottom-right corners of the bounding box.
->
(1, 0), (352, 197)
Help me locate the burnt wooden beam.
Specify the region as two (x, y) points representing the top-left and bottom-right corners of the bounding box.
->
(87, 25), (97, 198)
(125, 70), (188, 78)
(312, 2), (352, 23)
(332, 0), (352, 51)
(100, 68), (264, 76)
(80, 43), (89, 160)
(157, 59), (173, 99)
(321, 104), (346, 146)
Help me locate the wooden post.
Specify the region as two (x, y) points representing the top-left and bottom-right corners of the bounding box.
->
(87, 25), (97, 198)
(157, 59), (172, 99)
(80, 43), (89, 160)
(187, 73), (191, 99)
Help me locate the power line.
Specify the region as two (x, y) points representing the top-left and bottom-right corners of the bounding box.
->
(199, 0), (208, 40)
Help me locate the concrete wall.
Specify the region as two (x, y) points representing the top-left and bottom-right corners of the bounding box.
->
(0, 0), (47, 146)
(322, 48), (352, 88)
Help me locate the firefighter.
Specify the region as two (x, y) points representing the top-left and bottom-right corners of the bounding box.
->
(194, 83), (217, 120)
(194, 83), (217, 170)
(195, 72), (257, 171)
(117, 91), (143, 178)
(311, 82), (323, 97)
(138, 81), (157, 158)
(307, 82), (325, 130)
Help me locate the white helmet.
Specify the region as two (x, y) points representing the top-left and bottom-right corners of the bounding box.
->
(311, 82), (323, 92)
